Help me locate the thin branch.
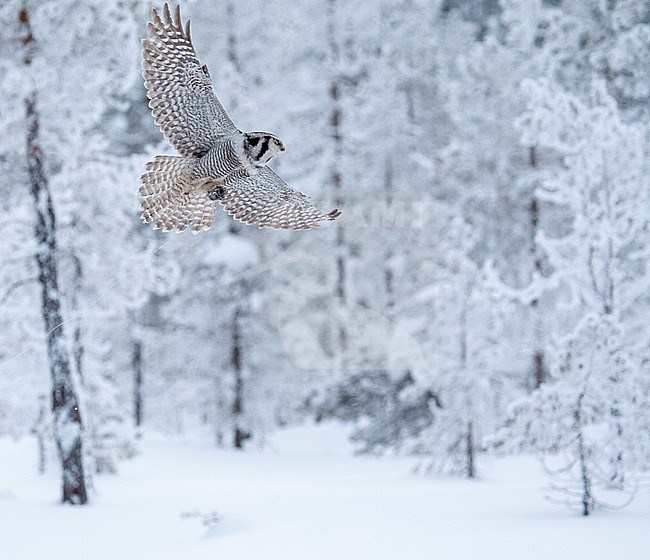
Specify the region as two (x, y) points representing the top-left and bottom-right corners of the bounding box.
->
(0, 276), (37, 305)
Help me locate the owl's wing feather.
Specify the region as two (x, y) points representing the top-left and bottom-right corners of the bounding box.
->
(219, 167), (341, 230)
(142, 4), (237, 157)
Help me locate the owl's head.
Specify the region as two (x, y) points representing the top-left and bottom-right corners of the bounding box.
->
(244, 132), (285, 165)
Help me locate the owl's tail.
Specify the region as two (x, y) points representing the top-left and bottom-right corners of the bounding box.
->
(139, 155), (216, 234)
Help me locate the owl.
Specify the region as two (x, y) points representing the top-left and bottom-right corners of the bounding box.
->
(139, 4), (341, 233)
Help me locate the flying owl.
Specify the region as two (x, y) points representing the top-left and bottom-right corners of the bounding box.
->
(139, 4), (341, 233)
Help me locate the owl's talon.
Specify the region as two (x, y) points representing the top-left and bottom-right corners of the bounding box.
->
(208, 186), (225, 201)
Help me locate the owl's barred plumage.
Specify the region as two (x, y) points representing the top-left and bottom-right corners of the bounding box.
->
(139, 3), (341, 233)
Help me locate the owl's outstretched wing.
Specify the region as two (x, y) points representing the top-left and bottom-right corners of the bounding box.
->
(142, 4), (237, 157)
(219, 167), (341, 230)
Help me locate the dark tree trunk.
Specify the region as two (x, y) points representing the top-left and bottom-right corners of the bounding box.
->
(225, 0), (241, 76)
(132, 339), (143, 431)
(529, 146), (546, 388)
(21, 5), (87, 505)
(384, 157), (395, 316)
(466, 421), (475, 479)
(575, 393), (593, 516)
(26, 93), (88, 504)
(460, 294), (476, 479)
(70, 253), (84, 384)
(224, 1), (251, 450)
(533, 346), (545, 388)
(328, 0), (348, 369)
(231, 305), (249, 449)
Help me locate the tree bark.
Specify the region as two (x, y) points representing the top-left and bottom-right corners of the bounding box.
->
(231, 304), (249, 449)
(529, 146), (546, 388)
(21, 5), (87, 505)
(132, 339), (143, 431)
(70, 253), (84, 384)
(466, 421), (475, 479)
(384, 157), (395, 316)
(460, 292), (476, 478)
(575, 392), (593, 516)
(224, 0), (251, 450)
(328, 0), (348, 370)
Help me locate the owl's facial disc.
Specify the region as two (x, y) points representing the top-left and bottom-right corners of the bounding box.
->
(245, 132), (285, 165)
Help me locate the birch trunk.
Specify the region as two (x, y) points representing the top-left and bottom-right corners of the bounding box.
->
(21, 5), (87, 504)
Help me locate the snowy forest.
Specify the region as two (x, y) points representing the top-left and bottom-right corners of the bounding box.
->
(1, 0), (649, 557)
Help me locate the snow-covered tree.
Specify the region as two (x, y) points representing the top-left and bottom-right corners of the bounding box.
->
(492, 78), (650, 513)
(0, 0), (149, 497)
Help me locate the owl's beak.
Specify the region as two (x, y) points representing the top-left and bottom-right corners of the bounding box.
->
(279, 141), (286, 152)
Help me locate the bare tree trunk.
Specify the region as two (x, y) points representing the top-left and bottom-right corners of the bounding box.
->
(132, 339), (143, 432)
(575, 392), (593, 516)
(529, 146), (546, 388)
(21, 5), (87, 505)
(384, 157), (395, 317)
(466, 421), (475, 479)
(225, 0), (241, 76)
(460, 292), (476, 478)
(224, 0), (251, 450)
(70, 253), (84, 384)
(26, 93), (88, 504)
(328, 0), (348, 371)
(231, 304), (249, 449)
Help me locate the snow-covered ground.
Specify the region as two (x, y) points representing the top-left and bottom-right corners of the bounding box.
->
(2, 423), (649, 560)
